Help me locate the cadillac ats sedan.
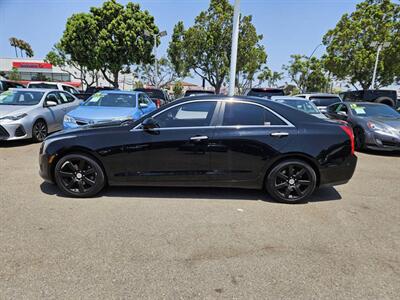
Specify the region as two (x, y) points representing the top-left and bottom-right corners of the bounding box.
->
(39, 96), (357, 204)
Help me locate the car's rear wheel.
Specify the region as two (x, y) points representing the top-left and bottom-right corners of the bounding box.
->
(266, 159), (317, 204)
(32, 119), (48, 142)
(354, 127), (365, 151)
(54, 153), (105, 198)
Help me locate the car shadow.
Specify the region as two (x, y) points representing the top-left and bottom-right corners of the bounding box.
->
(40, 182), (341, 204)
(0, 139), (36, 148)
(357, 149), (400, 157)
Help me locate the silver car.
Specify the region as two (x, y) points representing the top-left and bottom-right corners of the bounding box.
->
(0, 88), (81, 142)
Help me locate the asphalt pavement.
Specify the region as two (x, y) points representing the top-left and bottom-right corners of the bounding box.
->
(0, 141), (399, 299)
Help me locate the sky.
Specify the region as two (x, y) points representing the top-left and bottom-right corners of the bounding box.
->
(0, 0), (363, 85)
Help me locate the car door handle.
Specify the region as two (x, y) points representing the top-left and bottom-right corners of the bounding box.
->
(190, 135), (209, 141)
(270, 132), (289, 137)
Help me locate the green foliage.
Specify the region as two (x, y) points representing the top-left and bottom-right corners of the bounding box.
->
(54, 0), (158, 88)
(9, 37), (34, 58)
(8, 67), (21, 81)
(168, 0), (266, 94)
(133, 80), (144, 89)
(173, 81), (184, 98)
(257, 67), (283, 87)
(283, 55), (330, 93)
(323, 0), (400, 89)
(134, 57), (178, 88)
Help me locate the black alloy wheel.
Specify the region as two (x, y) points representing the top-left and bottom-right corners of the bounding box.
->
(266, 159), (317, 204)
(54, 154), (105, 197)
(353, 127), (365, 151)
(32, 120), (48, 142)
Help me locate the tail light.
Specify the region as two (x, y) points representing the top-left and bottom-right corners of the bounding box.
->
(340, 125), (355, 155)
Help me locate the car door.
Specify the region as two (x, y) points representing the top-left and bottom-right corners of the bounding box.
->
(43, 92), (65, 131)
(137, 93), (152, 116)
(125, 100), (219, 185)
(209, 100), (297, 186)
(326, 103), (349, 121)
(59, 91), (81, 112)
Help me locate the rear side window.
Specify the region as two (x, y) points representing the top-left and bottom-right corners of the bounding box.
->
(222, 102), (286, 126)
(155, 101), (216, 128)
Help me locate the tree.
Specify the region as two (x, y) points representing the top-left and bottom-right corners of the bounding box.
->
(283, 55), (330, 93)
(9, 37), (34, 58)
(7, 67), (21, 81)
(323, 0), (400, 90)
(45, 44), (98, 88)
(173, 81), (184, 98)
(168, 0), (266, 94)
(257, 66), (283, 87)
(55, 0), (158, 88)
(134, 57), (179, 88)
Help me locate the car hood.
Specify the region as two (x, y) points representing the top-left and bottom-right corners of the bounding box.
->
(366, 116), (400, 129)
(68, 106), (137, 121)
(0, 105), (33, 118)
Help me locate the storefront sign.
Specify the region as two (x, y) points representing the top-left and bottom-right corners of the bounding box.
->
(12, 62), (52, 69)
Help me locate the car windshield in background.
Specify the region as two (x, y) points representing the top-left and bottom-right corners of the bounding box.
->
(248, 89), (285, 98)
(135, 89), (165, 99)
(350, 103), (399, 117)
(28, 83), (58, 89)
(83, 93), (136, 108)
(309, 96), (341, 106)
(276, 99), (320, 114)
(0, 90), (44, 106)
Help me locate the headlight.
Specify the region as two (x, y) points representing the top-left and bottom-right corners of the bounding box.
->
(367, 121), (397, 136)
(64, 115), (76, 124)
(0, 113), (27, 121)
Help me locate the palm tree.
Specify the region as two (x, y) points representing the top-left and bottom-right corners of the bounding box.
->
(9, 37), (19, 57)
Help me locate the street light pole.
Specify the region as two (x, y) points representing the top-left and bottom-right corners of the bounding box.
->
(228, 0), (240, 96)
(144, 30), (167, 88)
(370, 42), (390, 90)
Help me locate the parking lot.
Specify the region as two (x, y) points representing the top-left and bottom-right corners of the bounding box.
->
(0, 141), (399, 299)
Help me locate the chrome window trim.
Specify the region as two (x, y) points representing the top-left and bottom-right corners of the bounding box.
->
(131, 99), (295, 131)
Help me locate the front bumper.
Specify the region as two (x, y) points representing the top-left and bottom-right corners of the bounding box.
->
(364, 131), (400, 151)
(0, 122), (30, 141)
(39, 151), (55, 183)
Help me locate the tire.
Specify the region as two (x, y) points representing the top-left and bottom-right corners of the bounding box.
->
(32, 119), (48, 142)
(353, 127), (366, 151)
(375, 97), (394, 107)
(54, 153), (105, 198)
(266, 159), (317, 204)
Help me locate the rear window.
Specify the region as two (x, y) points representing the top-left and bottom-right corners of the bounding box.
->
(309, 96), (341, 107)
(184, 90), (214, 97)
(247, 89), (285, 98)
(135, 88), (165, 100)
(28, 83), (58, 89)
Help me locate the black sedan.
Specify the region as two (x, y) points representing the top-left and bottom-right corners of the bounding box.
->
(326, 102), (400, 151)
(39, 96), (357, 204)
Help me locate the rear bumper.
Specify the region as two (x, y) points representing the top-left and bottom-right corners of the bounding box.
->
(319, 155), (357, 187)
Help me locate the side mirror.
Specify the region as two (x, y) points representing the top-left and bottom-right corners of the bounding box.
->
(337, 111), (347, 117)
(142, 117), (159, 130)
(45, 100), (58, 107)
(139, 103), (148, 109)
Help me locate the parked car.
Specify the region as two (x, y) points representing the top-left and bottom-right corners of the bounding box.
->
(246, 88), (285, 98)
(340, 89), (398, 108)
(74, 86), (118, 101)
(63, 91), (156, 129)
(39, 95), (357, 203)
(270, 96), (327, 119)
(134, 88), (170, 108)
(184, 90), (215, 97)
(0, 88), (81, 142)
(27, 81), (79, 95)
(0, 80), (25, 92)
(295, 93), (342, 113)
(325, 102), (400, 151)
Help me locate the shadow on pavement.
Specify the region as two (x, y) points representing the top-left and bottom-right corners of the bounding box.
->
(358, 149), (400, 157)
(40, 182), (341, 204)
(0, 140), (35, 148)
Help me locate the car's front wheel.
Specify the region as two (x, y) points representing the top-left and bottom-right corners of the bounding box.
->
(266, 159), (317, 204)
(32, 119), (48, 142)
(54, 153), (105, 198)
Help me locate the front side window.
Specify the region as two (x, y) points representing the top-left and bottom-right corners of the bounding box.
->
(154, 101), (216, 128)
(59, 92), (75, 103)
(223, 102), (286, 126)
(0, 90), (44, 106)
(45, 92), (62, 104)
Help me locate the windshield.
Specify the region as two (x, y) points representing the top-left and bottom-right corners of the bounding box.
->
(248, 89), (285, 98)
(275, 99), (320, 114)
(0, 90), (44, 106)
(349, 103), (399, 118)
(28, 83), (58, 89)
(309, 96), (341, 106)
(83, 93), (136, 108)
(135, 88), (165, 99)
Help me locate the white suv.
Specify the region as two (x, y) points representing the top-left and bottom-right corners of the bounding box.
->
(27, 82), (79, 95)
(295, 93), (342, 113)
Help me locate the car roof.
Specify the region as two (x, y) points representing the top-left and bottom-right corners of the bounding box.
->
(8, 88), (57, 92)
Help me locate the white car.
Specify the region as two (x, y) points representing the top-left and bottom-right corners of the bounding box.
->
(27, 81), (79, 95)
(269, 96), (328, 119)
(0, 88), (81, 142)
(295, 93), (342, 113)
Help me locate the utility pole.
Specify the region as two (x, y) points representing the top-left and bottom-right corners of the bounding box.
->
(228, 0), (240, 96)
(144, 30), (167, 88)
(370, 42), (390, 90)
